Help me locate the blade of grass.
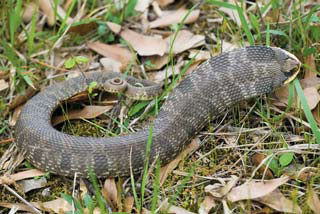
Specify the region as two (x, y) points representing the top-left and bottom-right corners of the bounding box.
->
(235, 1), (254, 45)
(88, 169), (108, 214)
(27, 4), (38, 56)
(151, 158), (160, 213)
(266, 22), (270, 46)
(294, 79), (320, 144)
(140, 125), (154, 210)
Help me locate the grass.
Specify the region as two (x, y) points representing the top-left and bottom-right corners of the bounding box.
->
(0, 0), (320, 213)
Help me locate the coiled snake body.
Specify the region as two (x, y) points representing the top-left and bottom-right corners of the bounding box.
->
(15, 46), (300, 177)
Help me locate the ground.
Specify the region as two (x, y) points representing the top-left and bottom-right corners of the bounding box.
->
(0, 0), (320, 213)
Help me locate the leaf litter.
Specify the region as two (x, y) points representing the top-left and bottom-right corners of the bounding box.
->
(0, 0), (319, 213)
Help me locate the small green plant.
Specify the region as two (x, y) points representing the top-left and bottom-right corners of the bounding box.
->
(64, 56), (90, 69)
(266, 152), (295, 176)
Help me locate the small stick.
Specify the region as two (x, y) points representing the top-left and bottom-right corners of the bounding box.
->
(3, 184), (42, 214)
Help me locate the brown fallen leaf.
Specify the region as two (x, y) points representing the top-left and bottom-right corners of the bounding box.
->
(120, 29), (167, 56)
(198, 196), (216, 214)
(100, 58), (122, 73)
(9, 105), (22, 127)
(256, 189), (302, 214)
(205, 175), (239, 198)
(52, 105), (113, 126)
(0, 79), (9, 94)
(159, 138), (200, 186)
(218, 1), (248, 27)
(0, 169), (46, 185)
(124, 196), (134, 213)
(188, 50), (211, 61)
(135, 0), (152, 12)
(149, 59), (185, 83)
(251, 153), (273, 178)
(34, 198), (72, 213)
(160, 198), (196, 214)
(106, 22), (122, 34)
(102, 178), (119, 210)
(0, 202), (35, 213)
(307, 187), (320, 214)
(87, 42), (134, 70)
(303, 87), (320, 110)
(165, 30), (205, 54)
(9, 84), (39, 110)
(149, 8), (200, 28)
(68, 21), (98, 35)
(143, 54), (169, 71)
(156, 0), (174, 7)
(22, 2), (37, 23)
(227, 176), (290, 202)
(39, 0), (55, 26)
(18, 177), (47, 193)
(304, 54), (317, 79)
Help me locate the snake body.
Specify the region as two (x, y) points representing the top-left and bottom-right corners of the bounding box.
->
(15, 46), (300, 177)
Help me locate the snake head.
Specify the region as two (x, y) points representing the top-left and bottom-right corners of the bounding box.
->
(272, 47), (301, 85)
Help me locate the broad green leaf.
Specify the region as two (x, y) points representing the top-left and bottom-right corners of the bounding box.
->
(128, 101), (150, 116)
(64, 58), (76, 69)
(75, 56), (89, 63)
(279, 152), (294, 167)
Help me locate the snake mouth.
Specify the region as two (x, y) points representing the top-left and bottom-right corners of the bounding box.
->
(281, 49), (301, 85)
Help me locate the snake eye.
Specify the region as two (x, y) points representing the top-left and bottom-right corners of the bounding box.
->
(110, 77), (123, 85)
(104, 77), (127, 93)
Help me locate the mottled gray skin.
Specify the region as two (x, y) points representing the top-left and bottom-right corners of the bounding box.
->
(15, 46), (299, 177)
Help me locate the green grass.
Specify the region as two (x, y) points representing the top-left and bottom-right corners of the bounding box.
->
(1, 0), (320, 213)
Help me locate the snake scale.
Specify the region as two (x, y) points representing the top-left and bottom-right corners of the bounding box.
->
(15, 46), (300, 177)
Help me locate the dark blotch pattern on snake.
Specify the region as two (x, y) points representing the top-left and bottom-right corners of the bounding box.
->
(15, 46), (300, 177)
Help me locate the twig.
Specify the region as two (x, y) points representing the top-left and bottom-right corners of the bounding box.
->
(3, 184), (42, 214)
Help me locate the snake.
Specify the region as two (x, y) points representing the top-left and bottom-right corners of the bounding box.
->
(15, 46), (300, 177)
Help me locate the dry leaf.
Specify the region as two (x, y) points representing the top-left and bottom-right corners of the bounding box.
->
(0, 79), (9, 92)
(156, 0), (174, 7)
(165, 30), (205, 54)
(148, 58), (185, 83)
(227, 176), (290, 202)
(205, 175), (239, 198)
(9, 105), (22, 127)
(300, 77), (320, 89)
(0, 169), (45, 185)
(120, 29), (167, 56)
(18, 177), (47, 193)
(124, 196), (134, 213)
(149, 8), (200, 28)
(303, 87), (320, 110)
(256, 189), (302, 214)
(100, 58), (122, 73)
(34, 198), (72, 213)
(251, 153), (273, 178)
(143, 54), (169, 71)
(68, 22), (98, 35)
(198, 196), (216, 214)
(160, 199), (196, 214)
(304, 54), (317, 79)
(135, 0), (152, 12)
(159, 138), (200, 186)
(22, 2), (37, 23)
(87, 42), (134, 70)
(188, 50), (211, 61)
(39, 0), (55, 26)
(102, 178), (119, 210)
(106, 22), (121, 34)
(307, 187), (320, 214)
(0, 202), (35, 213)
(52, 105), (113, 126)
